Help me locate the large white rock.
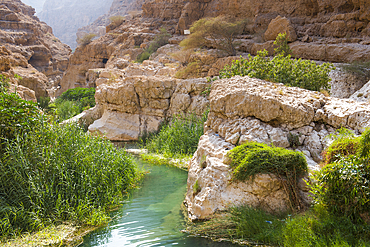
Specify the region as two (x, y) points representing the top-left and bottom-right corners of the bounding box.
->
(185, 76), (370, 220)
(350, 80), (370, 103)
(186, 133), (292, 221)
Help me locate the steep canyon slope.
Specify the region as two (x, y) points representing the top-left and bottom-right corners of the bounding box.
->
(38, 0), (114, 49)
(0, 0), (71, 99)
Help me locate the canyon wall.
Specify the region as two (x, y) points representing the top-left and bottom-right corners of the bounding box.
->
(0, 0), (71, 99)
(38, 0), (114, 49)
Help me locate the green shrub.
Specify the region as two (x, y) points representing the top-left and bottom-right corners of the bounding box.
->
(311, 128), (370, 222)
(179, 16), (248, 56)
(143, 111), (208, 158)
(0, 123), (141, 238)
(109, 15), (125, 26)
(53, 87), (96, 121)
(0, 91), (42, 147)
(193, 180), (201, 194)
(55, 100), (81, 121)
(0, 75), (9, 93)
(321, 128), (360, 166)
(77, 33), (97, 46)
(136, 28), (170, 63)
(59, 87), (95, 103)
(219, 50), (334, 92)
(226, 142), (308, 210)
(273, 32), (292, 56)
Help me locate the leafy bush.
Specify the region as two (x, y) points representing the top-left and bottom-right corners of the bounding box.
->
(52, 87), (96, 121)
(321, 127), (360, 166)
(143, 112), (208, 158)
(109, 15), (125, 26)
(273, 32), (292, 56)
(226, 142), (308, 210)
(77, 33), (97, 46)
(180, 16), (247, 56)
(220, 50), (334, 92)
(59, 87), (95, 103)
(0, 75), (9, 93)
(0, 91), (42, 147)
(174, 61), (201, 79)
(136, 28), (171, 63)
(311, 128), (370, 222)
(0, 123), (141, 238)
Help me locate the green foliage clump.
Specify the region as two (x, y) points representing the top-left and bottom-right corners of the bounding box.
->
(109, 15), (125, 26)
(193, 180), (201, 194)
(77, 33), (96, 46)
(227, 142), (308, 181)
(0, 75), (9, 93)
(0, 91), (42, 147)
(226, 142), (308, 210)
(311, 128), (370, 222)
(180, 16), (247, 56)
(273, 32), (292, 56)
(0, 123), (141, 238)
(52, 87), (96, 121)
(143, 112), (208, 158)
(321, 127), (360, 165)
(0, 92), (141, 239)
(136, 28), (171, 63)
(220, 50), (334, 92)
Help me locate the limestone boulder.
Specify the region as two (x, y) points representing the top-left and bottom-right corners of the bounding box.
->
(264, 16), (297, 42)
(350, 80), (370, 103)
(186, 133), (293, 220)
(329, 67), (370, 99)
(88, 67), (210, 141)
(12, 67), (48, 99)
(185, 75), (370, 220)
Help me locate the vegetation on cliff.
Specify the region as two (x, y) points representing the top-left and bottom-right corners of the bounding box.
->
(0, 88), (142, 239)
(220, 49), (334, 92)
(179, 16), (247, 56)
(136, 28), (171, 63)
(226, 142), (308, 211)
(39, 87), (96, 122)
(188, 128), (370, 246)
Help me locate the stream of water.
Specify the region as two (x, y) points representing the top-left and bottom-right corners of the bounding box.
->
(79, 160), (238, 247)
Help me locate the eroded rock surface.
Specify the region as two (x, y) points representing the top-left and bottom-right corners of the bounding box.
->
(0, 0), (71, 100)
(185, 76), (370, 220)
(86, 58), (210, 140)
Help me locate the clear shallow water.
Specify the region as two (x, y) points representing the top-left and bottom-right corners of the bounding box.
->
(79, 161), (238, 247)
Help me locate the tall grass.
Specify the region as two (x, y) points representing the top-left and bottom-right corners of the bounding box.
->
(0, 123), (142, 239)
(142, 111), (208, 158)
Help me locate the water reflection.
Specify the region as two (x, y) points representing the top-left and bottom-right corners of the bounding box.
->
(80, 160), (238, 247)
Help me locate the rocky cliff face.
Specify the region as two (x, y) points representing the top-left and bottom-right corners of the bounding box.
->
(142, 0), (370, 37)
(0, 0), (71, 99)
(141, 0), (370, 63)
(185, 76), (370, 220)
(38, 0), (114, 49)
(76, 0), (143, 41)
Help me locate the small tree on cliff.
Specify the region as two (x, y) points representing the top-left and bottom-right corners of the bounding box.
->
(180, 16), (247, 56)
